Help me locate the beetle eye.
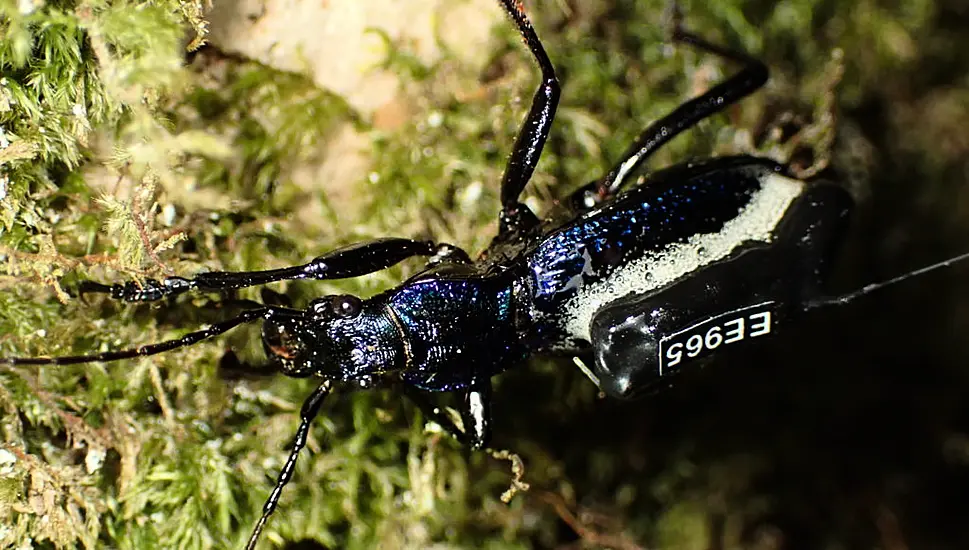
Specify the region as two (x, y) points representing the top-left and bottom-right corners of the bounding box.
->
(331, 295), (362, 318)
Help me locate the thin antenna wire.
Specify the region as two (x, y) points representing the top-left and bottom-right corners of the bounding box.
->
(804, 250), (969, 311)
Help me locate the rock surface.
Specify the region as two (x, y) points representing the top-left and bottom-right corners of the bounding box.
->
(207, 0), (501, 116)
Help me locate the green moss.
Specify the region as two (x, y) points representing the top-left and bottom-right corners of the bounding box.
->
(3, 0), (969, 548)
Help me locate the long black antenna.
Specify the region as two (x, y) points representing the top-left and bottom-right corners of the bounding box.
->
(804, 251), (969, 311)
(0, 307), (282, 366)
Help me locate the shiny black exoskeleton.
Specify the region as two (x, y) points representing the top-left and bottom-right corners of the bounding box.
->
(10, 2), (945, 548)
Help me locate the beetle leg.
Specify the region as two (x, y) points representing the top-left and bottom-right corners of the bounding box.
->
(494, 0), (561, 239)
(427, 243), (472, 266)
(402, 380), (493, 450)
(246, 380), (332, 550)
(461, 380), (493, 450)
(402, 387), (472, 446)
(80, 238), (468, 302)
(577, 2), (769, 209)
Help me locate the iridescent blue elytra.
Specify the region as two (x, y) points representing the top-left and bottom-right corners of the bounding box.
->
(528, 158), (768, 312)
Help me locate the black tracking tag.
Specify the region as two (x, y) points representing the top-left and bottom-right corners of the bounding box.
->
(659, 301), (776, 376)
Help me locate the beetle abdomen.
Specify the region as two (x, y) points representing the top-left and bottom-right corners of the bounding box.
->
(588, 180), (853, 398)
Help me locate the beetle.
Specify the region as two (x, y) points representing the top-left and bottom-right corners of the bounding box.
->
(4, 1), (969, 548)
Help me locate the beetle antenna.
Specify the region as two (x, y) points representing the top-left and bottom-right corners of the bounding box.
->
(804, 250), (969, 310)
(0, 306), (286, 366)
(246, 379), (332, 550)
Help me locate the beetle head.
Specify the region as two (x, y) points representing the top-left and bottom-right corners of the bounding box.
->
(262, 294), (405, 385)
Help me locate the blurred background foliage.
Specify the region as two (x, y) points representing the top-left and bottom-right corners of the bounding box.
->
(1, 0), (968, 548)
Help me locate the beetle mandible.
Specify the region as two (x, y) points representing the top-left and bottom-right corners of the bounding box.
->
(4, 1), (969, 548)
